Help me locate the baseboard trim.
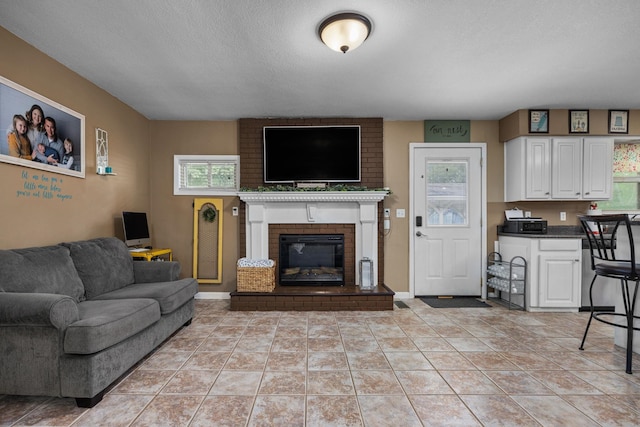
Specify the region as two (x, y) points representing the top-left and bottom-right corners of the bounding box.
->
(579, 305), (615, 312)
(393, 292), (412, 300)
(195, 292), (231, 300)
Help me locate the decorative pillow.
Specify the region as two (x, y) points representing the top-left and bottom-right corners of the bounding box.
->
(62, 237), (135, 300)
(0, 245), (85, 302)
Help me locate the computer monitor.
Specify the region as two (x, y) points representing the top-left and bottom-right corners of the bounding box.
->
(121, 211), (151, 247)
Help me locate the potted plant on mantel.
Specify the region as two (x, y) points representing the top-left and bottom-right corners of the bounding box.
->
(239, 184), (391, 193)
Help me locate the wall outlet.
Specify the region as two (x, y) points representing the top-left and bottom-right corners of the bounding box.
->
(560, 211), (566, 221)
(383, 219), (391, 230)
(525, 211), (531, 218)
(396, 209), (406, 218)
(384, 208), (391, 218)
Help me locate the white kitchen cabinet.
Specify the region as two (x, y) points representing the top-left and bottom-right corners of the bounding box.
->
(505, 137), (550, 201)
(498, 235), (581, 311)
(504, 136), (613, 202)
(582, 138), (613, 200)
(552, 137), (582, 199)
(537, 239), (582, 308)
(526, 137), (551, 199)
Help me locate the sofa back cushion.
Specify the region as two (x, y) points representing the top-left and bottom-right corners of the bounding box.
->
(62, 237), (135, 300)
(0, 245), (86, 302)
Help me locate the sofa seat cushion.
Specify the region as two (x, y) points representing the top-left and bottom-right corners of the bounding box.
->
(91, 278), (197, 314)
(64, 298), (160, 354)
(0, 245), (85, 302)
(62, 237), (135, 300)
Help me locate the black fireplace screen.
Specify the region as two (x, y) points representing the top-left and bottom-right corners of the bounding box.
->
(279, 234), (344, 286)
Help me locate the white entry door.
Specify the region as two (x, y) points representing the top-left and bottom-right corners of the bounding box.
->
(412, 144), (485, 296)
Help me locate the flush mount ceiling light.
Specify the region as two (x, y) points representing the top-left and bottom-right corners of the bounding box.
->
(318, 12), (372, 53)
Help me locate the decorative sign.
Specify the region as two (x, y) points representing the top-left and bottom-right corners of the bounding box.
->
(16, 169), (73, 201)
(528, 110), (549, 133)
(424, 120), (470, 142)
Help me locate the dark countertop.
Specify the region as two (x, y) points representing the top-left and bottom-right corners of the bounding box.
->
(497, 225), (584, 239)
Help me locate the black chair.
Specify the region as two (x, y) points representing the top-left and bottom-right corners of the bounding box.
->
(578, 213), (640, 374)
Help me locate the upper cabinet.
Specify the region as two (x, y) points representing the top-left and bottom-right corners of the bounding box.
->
(504, 136), (613, 202)
(582, 138), (614, 199)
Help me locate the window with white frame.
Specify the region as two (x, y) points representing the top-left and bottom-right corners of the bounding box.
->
(599, 142), (640, 211)
(174, 155), (240, 195)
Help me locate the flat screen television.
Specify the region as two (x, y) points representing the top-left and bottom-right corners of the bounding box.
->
(263, 126), (361, 183)
(122, 211), (151, 247)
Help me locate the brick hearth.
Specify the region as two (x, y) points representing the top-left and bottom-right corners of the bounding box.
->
(230, 284), (395, 311)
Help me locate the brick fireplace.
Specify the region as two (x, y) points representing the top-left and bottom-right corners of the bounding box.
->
(232, 118), (392, 310)
(232, 191), (393, 311)
(237, 117), (385, 283)
(239, 191), (387, 286)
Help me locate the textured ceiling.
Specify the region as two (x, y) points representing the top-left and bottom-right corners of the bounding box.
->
(1, 0), (639, 121)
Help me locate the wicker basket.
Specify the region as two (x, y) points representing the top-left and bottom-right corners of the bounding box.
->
(237, 263), (276, 292)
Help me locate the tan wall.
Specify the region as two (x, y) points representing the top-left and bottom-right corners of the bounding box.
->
(4, 24), (637, 295)
(499, 109), (640, 141)
(0, 27), (150, 249)
(148, 121), (240, 292)
(382, 122), (421, 292)
(382, 121), (504, 293)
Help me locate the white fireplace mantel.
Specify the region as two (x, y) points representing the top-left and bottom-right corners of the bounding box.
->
(238, 191), (388, 203)
(239, 191), (388, 285)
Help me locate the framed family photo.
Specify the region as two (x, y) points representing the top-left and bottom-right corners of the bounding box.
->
(609, 110), (629, 134)
(529, 109), (549, 133)
(569, 110), (589, 134)
(0, 75), (85, 178)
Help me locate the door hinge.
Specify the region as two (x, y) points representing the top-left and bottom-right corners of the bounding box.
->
(480, 157), (484, 167)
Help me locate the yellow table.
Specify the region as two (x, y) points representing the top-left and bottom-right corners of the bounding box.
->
(129, 248), (172, 262)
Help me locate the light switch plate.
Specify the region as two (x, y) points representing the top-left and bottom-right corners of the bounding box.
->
(396, 209), (406, 218)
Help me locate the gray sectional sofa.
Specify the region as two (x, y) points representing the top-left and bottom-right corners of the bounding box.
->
(0, 237), (198, 407)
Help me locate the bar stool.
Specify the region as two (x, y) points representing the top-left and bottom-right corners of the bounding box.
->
(578, 213), (640, 374)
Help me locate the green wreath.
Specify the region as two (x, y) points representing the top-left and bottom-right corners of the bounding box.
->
(202, 206), (217, 223)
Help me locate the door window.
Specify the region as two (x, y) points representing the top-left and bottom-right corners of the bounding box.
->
(426, 161), (468, 225)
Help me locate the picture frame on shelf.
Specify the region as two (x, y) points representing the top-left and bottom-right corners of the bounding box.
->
(569, 110), (589, 134)
(529, 109), (549, 133)
(609, 110), (629, 134)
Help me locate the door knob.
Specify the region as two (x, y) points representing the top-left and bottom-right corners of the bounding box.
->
(416, 231), (426, 237)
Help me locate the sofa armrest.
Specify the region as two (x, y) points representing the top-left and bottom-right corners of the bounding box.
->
(0, 293), (79, 329)
(133, 261), (181, 283)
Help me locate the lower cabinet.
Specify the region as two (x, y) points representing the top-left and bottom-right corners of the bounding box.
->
(498, 236), (581, 311)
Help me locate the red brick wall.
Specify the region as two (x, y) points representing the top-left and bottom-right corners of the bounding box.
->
(238, 118), (383, 189)
(238, 118), (385, 285)
(269, 224), (356, 285)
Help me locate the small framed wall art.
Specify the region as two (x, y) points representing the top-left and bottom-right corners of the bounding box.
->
(608, 110), (629, 134)
(529, 109), (549, 133)
(569, 110), (589, 134)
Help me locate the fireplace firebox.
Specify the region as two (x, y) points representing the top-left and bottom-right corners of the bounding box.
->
(279, 234), (344, 286)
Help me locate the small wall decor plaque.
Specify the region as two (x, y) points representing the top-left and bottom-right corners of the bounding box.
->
(569, 110), (589, 134)
(529, 110), (549, 133)
(424, 120), (470, 142)
(608, 110), (629, 134)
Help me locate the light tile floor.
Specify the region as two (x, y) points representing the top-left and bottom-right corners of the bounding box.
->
(2, 298), (640, 426)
